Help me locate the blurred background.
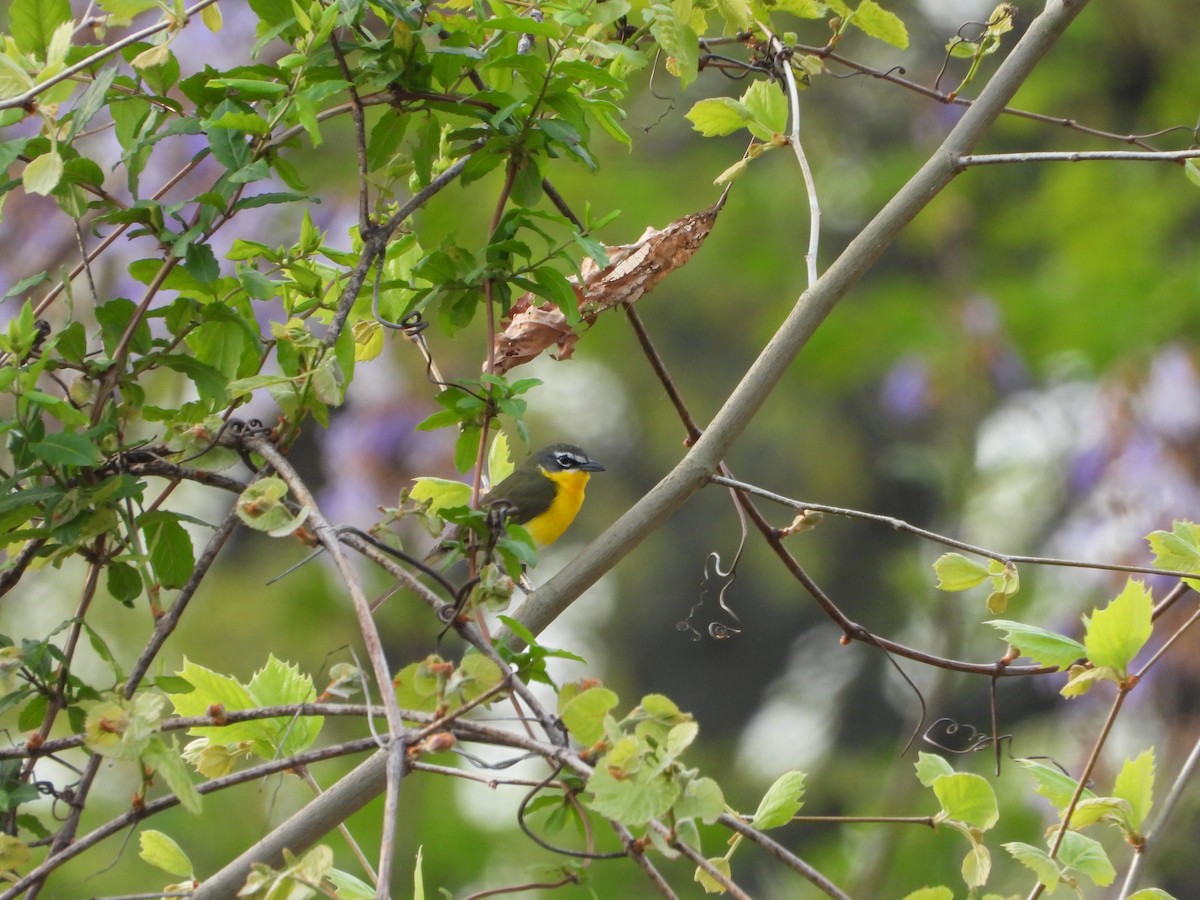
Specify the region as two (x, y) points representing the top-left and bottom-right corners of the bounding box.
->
(3, 0), (1200, 895)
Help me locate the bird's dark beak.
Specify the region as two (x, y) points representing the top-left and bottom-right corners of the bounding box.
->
(582, 459), (605, 472)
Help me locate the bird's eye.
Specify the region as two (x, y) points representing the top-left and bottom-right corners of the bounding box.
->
(555, 451), (585, 469)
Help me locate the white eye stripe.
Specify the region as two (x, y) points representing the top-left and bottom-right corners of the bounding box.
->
(554, 451), (586, 468)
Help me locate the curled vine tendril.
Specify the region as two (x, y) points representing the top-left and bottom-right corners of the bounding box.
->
(677, 484), (748, 640)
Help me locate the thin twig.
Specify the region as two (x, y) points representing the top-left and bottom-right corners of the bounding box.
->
(720, 813), (851, 900)
(710, 474), (1200, 581)
(0, 0), (223, 111)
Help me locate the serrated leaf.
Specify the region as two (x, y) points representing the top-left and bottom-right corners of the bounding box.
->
(11, 0), (72, 59)
(932, 773), (998, 830)
(685, 97), (751, 136)
(741, 79), (788, 140)
(1146, 521), (1200, 588)
(410, 477), (472, 515)
(1084, 579), (1153, 675)
(1004, 842), (1060, 891)
(751, 770), (805, 829)
(1061, 663), (1114, 698)
(559, 686), (618, 746)
(914, 751), (955, 787)
(987, 620), (1085, 671)
(1019, 758), (1096, 810)
(139, 830), (194, 878)
(933, 552), (989, 591)
(1112, 748), (1155, 831)
(850, 0), (908, 49)
(1057, 831), (1115, 886)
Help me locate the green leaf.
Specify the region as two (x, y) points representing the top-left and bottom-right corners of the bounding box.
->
(932, 552), (990, 591)
(741, 79), (788, 141)
(1112, 748), (1155, 832)
(914, 751), (954, 787)
(487, 433), (514, 487)
(447, 652), (504, 707)
(900, 890), (954, 900)
(849, 0), (909, 49)
(587, 764), (680, 827)
(11, 0), (72, 59)
(23, 150), (64, 196)
(1004, 842), (1060, 891)
(694, 855), (731, 894)
(139, 511), (195, 591)
(29, 431), (102, 467)
(1185, 160), (1200, 190)
(235, 477), (311, 537)
(932, 773), (998, 830)
(410, 477), (472, 515)
(143, 735), (203, 814)
(1061, 663), (1114, 698)
(0, 835), (32, 873)
(1018, 758), (1095, 809)
(685, 97), (751, 137)
(559, 685), (618, 746)
(1128, 890), (1179, 900)
(106, 561), (143, 605)
(751, 769), (805, 829)
(1146, 521), (1200, 588)
(170, 657), (319, 760)
(1084, 579), (1153, 675)
(960, 841), (990, 889)
(675, 775), (725, 823)
(987, 620), (1085, 671)
(1057, 831), (1115, 886)
(139, 829), (194, 878)
(329, 867), (377, 900)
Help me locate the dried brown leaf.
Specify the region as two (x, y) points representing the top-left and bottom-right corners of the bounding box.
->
(490, 190), (729, 373)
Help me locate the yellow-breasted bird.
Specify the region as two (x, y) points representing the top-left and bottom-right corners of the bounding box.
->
(426, 443), (605, 563)
(484, 443), (605, 546)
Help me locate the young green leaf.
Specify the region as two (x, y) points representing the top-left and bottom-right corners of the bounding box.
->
(932, 772), (999, 830)
(932, 552), (989, 591)
(1083, 579), (1153, 676)
(960, 841), (990, 889)
(1146, 521), (1200, 589)
(1003, 842), (1060, 892)
(1112, 748), (1155, 832)
(900, 888), (954, 900)
(559, 685), (619, 746)
(848, 0), (909, 49)
(1057, 831), (1115, 887)
(740, 80), (787, 141)
(694, 855), (732, 894)
(914, 751), (955, 787)
(987, 620), (1085, 671)
(685, 97), (752, 137)
(751, 770), (806, 829)
(675, 775), (725, 823)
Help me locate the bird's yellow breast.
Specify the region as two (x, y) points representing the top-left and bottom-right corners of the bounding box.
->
(524, 466), (591, 545)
